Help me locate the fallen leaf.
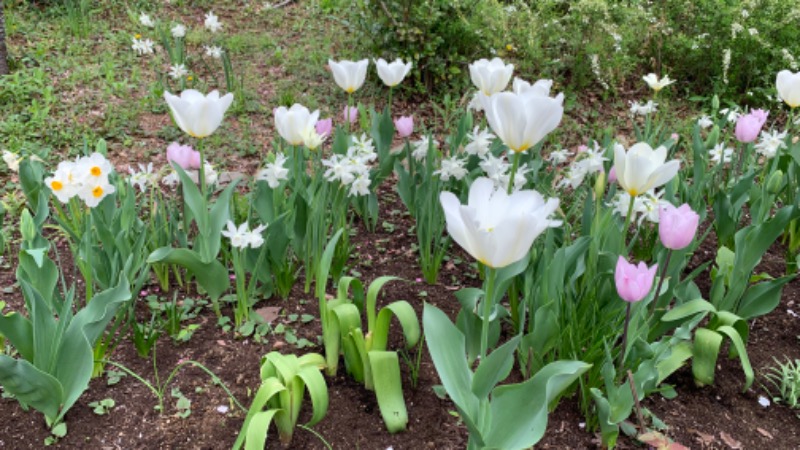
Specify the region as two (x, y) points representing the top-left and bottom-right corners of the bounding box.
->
(216, 340), (226, 346)
(689, 428), (715, 447)
(255, 306), (282, 323)
(756, 428), (774, 440)
(719, 431), (742, 449)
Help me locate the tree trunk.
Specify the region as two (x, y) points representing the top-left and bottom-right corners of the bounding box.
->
(0, 2), (8, 75)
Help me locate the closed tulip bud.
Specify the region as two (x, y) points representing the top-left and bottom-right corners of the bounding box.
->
(735, 109), (768, 143)
(329, 59), (369, 93)
(615, 256), (658, 303)
(315, 118), (333, 138)
(608, 166), (617, 184)
(594, 170), (607, 199)
(658, 203), (699, 250)
(166, 142), (202, 170)
(375, 58), (412, 87)
(343, 105), (358, 125)
(712, 95), (720, 112)
(394, 116), (414, 138)
(767, 169), (785, 194)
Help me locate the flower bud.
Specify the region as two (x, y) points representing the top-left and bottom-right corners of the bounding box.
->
(704, 125), (720, 149)
(594, 169), (607, 199)
(712, 95), (720, 112)
(767, 169), (785, 194)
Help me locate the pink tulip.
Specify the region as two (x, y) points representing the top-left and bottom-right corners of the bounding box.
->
(166, 142), (201, 170)
(394, 115), (414, 138)
(659, 203), (699, 250)
(734, 109), (768, 143)
(316, 118), (333, 137)
(614, 256), (657, 303)
(343, 105), (358, 125)
(671, 133), (679, 142)
(608, 166), (617, 183)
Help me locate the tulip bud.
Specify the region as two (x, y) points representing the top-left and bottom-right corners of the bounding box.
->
(767, 169), (785, 194)
(704, 125), (720, 149)
(658, 203), (699, 250)
(734, 109), (768, 143)
(594, 170), (607, 199)
(315, 118), (333, 138)
(615, 256), (658, 303)
(343, 105), (358, 125)
(394, 116), (414, 138)
(711, 95), (720, 113)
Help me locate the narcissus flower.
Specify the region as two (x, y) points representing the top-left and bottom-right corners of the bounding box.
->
(615, 256), (657, 303)
(642, 73), (675, 92)
(375, 58), (412, 87)
(164, 89), (234, 138)
(613, 142), (680, 196)
(483, 91), (564, 153)
(329, 59), (369, 93)
(440, 177), (560, 268)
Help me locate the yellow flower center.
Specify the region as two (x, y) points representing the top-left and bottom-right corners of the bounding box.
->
(92, 186), (104, 198)
(90, 166), (102, 176)
(51, 180), (63, 191)
(135, 33), (141, 39)
(187, 75), (193, 81)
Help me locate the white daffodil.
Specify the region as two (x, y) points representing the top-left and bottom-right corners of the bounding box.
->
(169, 64), (188, 80)
(697, 115), (714, 129)
(328, 59), (369, 93)
(709, 143), (733, 164)
(171, 24), (186, 38)
(464, 127), (496, 157)
(204, 11), (223, 33)
(245, 224), (268, 249)
(754, 130), (788, 159)
(139, 13), (155, 28)
(547, 148), (573, 165)
(613, 142), (680, 196)
(256, 152), (289, 188)
(440, 177), (560, 268)
(484, 91), (564, 153)
(77, 179), (116, 208)
(128, 163), (155, 192)
(204, 45), (223, 59)
(411, 136), (436, 161)
(469, 57), (514, 96)
(77, 152), (113, 182)
(45, 161), (80, 203)
(642, 73), (675, 92)
(164, 89), (234, 138)
(348, 173), (371, 197)
(434, 156), (468, 181)
(776, 70), (800, 108)
(2, 150), (22, 172)
(222, 221), (250, 249)
(274, 104), (320, 146)
(375, 58), (412, 87)
(131, 36), (154, 56)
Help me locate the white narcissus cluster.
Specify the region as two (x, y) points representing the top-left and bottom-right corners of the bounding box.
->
(128, 162), (155, 193)
(477, 152), (529, 192)
(610, 189), (669, 225)
(45, 153), (116, 208)
(463, 127), (496, 158)
(754, 130), (788, 159)
(222, 221), (268, 249)
(329, 59), (369, 94)
(256, 153), (290, 188)
(613, 142), (680, 197)
(557, 142), (608, 190)
(322, 134), (377, 197)
(434, 155), (468, 181)
(164, 89), (234, 138)
(274, 104), (320, 146)
(440, 177), (561, 268)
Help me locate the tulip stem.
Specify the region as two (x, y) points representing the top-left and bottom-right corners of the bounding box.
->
(621, 194), (636, 246)
(649, 249), (672, 317)
(507, 151), (521, 194)
(347, 94), (354, 133)
(480, 265), (497, 360)
(618, 302), (632, 374)
(197, 139), (206, 198)
(387, 87), (393, 114)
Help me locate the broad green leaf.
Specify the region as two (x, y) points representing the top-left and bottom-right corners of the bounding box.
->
(368, 351), (408, 433)
(656, 341), (693, 384)
(0, 312), (33, 362)
(233, 378), (286, 450)
(147, 247), (230, 302)
(736, 275), (796, 320)
(246, 409), (281, 450)
(296, 364), (329, 426)
(365, 276), (400, 333)
(369, 300), (420, 352)
(716, 325), (754, 391)
(0, 355), (63, 422)
(692, 328), (723, 387)
(472, 335), (520, 399)
(661, 298), (716, 322)
(484, 361), (591, 449)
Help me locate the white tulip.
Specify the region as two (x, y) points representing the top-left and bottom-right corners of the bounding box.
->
(642, 73), (675, 92)
(274, 104), (320, 146)
(483, 91), (564, 153)
(613, 142), (680, 197)
(375, 58), (412, 87)
(440, 177), (560, 268)
(469, 57), (514, 96)
(329, 59), (369, 93)
(163, 89), (234, 138)
(776, 70), (800, 108)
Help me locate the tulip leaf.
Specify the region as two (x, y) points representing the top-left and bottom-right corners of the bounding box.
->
(736, 275), (797, 320)
(296, 364), (329, 427)
(370, 300), (420, 352)
(0, 355), (64, 421)
(146, 247), (230, 302)
(233, 378), (287, 450)
(716, 325), (753, 391)
(364, 276), (400, 333)
(661, 298), (716, 322)
(484, 360), (591, 449)
(656, 341), (693, 384)
(692, 328), (723, 386)
(472, 334), (520, 399)
(0, 311), (34, 362)
(368, 351), (408, 433)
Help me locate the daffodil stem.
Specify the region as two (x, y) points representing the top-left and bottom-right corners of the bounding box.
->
(480, 266), (497, 360)
(649, 249), (672, 317)
(621, 194), (636, 247)
(618, 302), (632, 375)
(507, 151), (522, 194)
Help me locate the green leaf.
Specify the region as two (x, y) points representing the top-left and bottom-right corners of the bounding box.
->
(369, 300), (419, 352)
(233, 378), (286, 450)
(365, 276), (400, 333)
(661, 298), (716, 323)
(484, 361), (591, 449)
(716, 325), (754, 391)
(472, 335), (520, 399)
(0, 311), (34, 362)
(692, 328), (723, 387)
(147, 247), (230, 302)
(296, 363), (329, 426)
(368, 351), (408, 433)
(0, 355), (64, 421)
(736, 275), (797, 319)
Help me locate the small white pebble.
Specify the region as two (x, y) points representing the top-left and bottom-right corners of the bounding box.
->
(758, 395), (771, 407)
(788, 309), (799, 318)
(578, 422), (586, 429)
(216, 405), (229, 414)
